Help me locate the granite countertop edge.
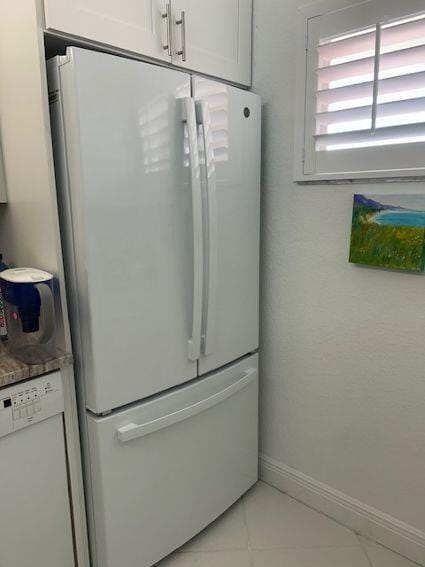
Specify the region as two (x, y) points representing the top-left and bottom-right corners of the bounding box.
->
(0, 349), (74, 389)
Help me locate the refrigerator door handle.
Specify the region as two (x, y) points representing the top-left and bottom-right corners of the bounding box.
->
(116, 367), (257, 442)
(181, 97), (203, 361)
(195, 100), (218, 356)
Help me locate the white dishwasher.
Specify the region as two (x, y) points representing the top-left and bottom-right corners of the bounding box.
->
(0, 371), (75, 567)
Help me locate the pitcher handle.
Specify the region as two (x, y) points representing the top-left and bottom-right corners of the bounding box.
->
(34, 282), (55, 346)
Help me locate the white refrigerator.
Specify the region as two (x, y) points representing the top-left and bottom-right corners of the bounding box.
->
(48, 47), (260, 567)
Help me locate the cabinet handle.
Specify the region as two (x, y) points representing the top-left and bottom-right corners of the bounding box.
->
(162, 3), (172, 56)
(176, 10), (186, 61)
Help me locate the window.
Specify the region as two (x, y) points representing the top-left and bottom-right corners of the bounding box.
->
(295, 0), (425, 181)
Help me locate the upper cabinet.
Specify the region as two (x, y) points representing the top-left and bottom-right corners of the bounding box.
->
(43, 0), (253, 86)
(171, 0), (252, 85)
(43, 0), (171, 63)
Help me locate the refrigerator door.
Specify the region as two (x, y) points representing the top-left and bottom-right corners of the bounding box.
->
(50, 48), (198, 413)
(86, 354), (258, 567)
(193, 77), (261, 376)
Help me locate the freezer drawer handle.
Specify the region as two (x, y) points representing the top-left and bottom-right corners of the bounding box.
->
(116, 368), (257, 443)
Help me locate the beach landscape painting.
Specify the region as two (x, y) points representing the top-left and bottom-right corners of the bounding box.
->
(349, 194), (425, 272)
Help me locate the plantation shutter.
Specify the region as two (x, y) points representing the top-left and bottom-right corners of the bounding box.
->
(299, 0), (425, 179)
(316, 14), (425, 151)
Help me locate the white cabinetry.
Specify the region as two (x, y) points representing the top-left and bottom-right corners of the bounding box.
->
(172, 0), (252, 85)
(43, 0), (253, 85)
(44, 0), (170, 62)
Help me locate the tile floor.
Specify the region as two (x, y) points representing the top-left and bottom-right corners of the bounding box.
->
(157, 481), (419, 567)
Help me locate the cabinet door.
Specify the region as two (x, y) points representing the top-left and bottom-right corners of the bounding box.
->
(171, 0), (252, 86)
(44, 0), (170, 63)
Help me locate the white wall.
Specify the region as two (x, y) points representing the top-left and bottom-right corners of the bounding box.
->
(0, 1), (70, 351)
(253, 0), (425, 539)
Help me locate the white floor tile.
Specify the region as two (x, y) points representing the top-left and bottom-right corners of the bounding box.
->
(243, 482), (359, 549)
(251, 546), (371, 567)
(358, 536), (420, 567)
(179, 501), (249, 552)
(155, 482), (420, 567)
(156, 550), (252, 567)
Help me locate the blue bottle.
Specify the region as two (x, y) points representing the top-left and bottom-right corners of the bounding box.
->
(0, 254), (9, 341)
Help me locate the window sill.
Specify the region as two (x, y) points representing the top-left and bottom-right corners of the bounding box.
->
(294, 170), (425, 184)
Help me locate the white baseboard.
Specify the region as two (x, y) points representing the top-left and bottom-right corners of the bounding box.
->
(259, 454), (425, 566)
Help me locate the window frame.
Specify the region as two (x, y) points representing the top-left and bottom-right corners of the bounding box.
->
(294, 0), (425, 182)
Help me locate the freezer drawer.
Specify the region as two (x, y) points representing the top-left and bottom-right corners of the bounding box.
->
(86, 354), (258, 567)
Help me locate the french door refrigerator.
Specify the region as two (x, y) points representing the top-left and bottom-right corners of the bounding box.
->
(48, 47), (260, 567)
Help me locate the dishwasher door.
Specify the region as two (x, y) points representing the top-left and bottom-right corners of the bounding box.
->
(0, 375), (75, 567)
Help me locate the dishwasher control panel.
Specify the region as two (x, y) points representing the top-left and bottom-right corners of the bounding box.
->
(0, 371), (64, 438)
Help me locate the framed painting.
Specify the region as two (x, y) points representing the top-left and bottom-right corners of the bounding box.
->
(349, 194), (425, 272)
